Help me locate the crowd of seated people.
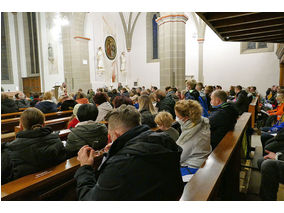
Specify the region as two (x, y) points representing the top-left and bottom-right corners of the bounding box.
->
(256, 87), (284, 200)
(1, 82), (282, 201)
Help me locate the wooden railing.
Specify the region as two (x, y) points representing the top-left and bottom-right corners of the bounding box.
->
(248, 96), (259, 128)
(180, 112), (251, 201)
(1, 126), (159, 200)
(1, 110), (73, 134)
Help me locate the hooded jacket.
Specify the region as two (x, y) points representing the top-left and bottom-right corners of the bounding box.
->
(95, 102), (113, 122)
(209, 102), (239, 149)
(1, 98), (19, 114)
(1, 127), (66, 184)
(65, 121), (108, 158)
(35, 100), (57, 114)
(176, 117), (211, 168)
(74, 125), (184, 201)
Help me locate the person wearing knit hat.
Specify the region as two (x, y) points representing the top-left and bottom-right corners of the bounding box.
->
(67, 104), (81, 129)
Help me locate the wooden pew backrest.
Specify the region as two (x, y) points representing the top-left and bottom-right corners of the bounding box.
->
(1, 157), (80, 201)
(180, 112), (251, 201)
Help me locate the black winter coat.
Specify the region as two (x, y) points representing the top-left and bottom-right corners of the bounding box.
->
(209, 102), (239, 149)
(140, 109), (157, 128)
(1, 98), (19, 114)
(74, 125), (184, 201)
(60, 99), (77, 111)
(1, 127), (66, 184)
(15, 99), (30, 108)
(156, 96), (176, 119)
(234, 90), (249, 115)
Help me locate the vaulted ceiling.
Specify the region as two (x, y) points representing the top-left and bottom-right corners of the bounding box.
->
(196, 12), (284, 43)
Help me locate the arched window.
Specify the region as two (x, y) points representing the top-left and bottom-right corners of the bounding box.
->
(146, 12), (159, 63)
(152, 14), (158, 59)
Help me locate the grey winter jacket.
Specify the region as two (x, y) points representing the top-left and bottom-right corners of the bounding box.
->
(65, 121), (108, 158)
(176, 117), (211, 168)
(95, 102), (113, 122)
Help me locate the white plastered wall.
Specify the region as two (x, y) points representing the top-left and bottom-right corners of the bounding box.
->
(185, 13), (280, 96)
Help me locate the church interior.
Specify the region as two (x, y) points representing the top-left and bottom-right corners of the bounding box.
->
(1, 4), (284, 206)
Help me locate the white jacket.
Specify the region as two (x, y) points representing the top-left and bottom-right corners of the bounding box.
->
(176, 116), (211, 168)
(95, 102), (113, 122)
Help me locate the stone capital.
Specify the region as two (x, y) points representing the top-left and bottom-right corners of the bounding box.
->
(156, 14), (188, 26)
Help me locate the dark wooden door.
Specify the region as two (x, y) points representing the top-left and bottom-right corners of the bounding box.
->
(22, 76), (41, 97)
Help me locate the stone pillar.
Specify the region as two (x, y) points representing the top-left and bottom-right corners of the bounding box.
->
(61, 12), (92, 93)
(197, 38), (204, 83)
(280, 63), (284, 89)
(156, 13), (188, 90)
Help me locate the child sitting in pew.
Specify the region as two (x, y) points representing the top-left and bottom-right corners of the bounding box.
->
(1, 108), (66, 185)
(65, 104), (108, 158)
(154, 111), (179, 142)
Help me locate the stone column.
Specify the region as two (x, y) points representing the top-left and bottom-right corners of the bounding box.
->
(156, 13), (188, 90)
(197, 38), (204, 83)
(61, 12), (92, 93)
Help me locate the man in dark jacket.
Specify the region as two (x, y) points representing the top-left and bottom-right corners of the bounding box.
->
(1, 93), (19, 114)
(1, 126), (66, 184)
(155, 90), (176, 119)
(74, 105), (184, 201)
(209, 90), (239, 149)
(257, 150), (284, 200)
(234, 85), (250, 115)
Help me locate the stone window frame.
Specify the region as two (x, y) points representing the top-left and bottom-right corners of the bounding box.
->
(146, 12), (160, 63)
(240, 42), (274, 54)
(1, 12), (14, 84)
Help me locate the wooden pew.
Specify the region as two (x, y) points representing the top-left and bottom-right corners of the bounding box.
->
(1, 110), (73, 134)
(2, 128), (72, 143)
(2, 120), (108, 143)
(248, 96), (259, 128)
(1, 111), (23, 119)
(1, 157), (80, 201)
(14, 116), (71, 134)
(1, 123), (162, 200)
(180, 112), (251, 201)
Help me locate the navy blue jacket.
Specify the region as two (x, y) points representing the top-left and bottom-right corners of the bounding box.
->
(35, 100), (57, 114)
(209, 102), (239, 149)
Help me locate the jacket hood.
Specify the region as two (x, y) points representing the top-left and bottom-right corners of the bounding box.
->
(178, 116), (210, 145)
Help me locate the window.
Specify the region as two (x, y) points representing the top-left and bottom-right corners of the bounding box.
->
(240, 42), (274, 54)
(146, 12), (160, 63)
(1, 12), (13, 84)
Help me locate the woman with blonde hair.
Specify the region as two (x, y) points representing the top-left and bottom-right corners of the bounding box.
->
(175, 100), (211, 180)
(138, 95), (157, 128)
(1, 108), (66, 184)
(35, 91), (57, 113)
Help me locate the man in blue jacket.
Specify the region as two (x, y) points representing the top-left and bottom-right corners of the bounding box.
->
(209, 90), (239, 149)
(74, 105), (184, 200)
